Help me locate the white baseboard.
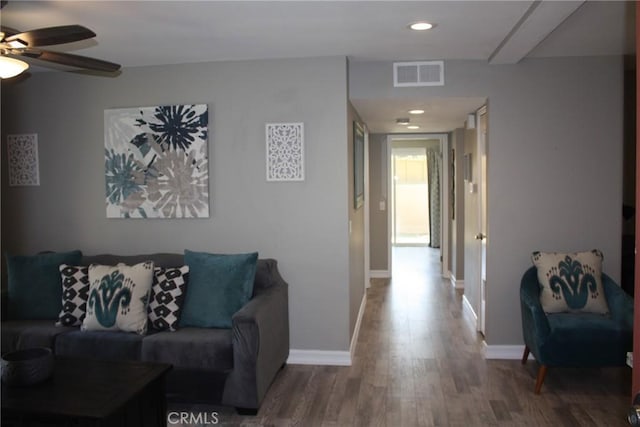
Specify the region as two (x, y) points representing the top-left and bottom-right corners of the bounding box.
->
(449, 273), (464, 290)
(483, 342), (532, 360)
(287, 294), (366, 367)
(287, 349), (351, 366)
(350, 293), (367, 359)
(461, 296), (531, 361)
(370, 270), (391, 279)
(462, 295), (477, 331)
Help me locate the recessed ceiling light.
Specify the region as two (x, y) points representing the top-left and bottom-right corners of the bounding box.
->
(407, 125), (420, 130)
(396, 118), (410, 125)
(409, 22), (433, 31)
(409, 109), (425, 115)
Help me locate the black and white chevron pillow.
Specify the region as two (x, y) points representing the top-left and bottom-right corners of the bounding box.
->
(56, 265), (90, 327)
(148, 266), (189, 331)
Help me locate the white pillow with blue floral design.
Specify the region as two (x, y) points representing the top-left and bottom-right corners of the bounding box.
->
(532, 250), (609, 314)
(82, 261), (154, 335)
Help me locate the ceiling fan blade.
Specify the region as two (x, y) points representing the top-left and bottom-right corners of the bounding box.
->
(5, 25), (96, 47)
(21, 49), (120, 73)
(1, 25), (20, 38)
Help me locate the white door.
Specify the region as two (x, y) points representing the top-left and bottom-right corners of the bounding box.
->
(477, 106), (488, 335)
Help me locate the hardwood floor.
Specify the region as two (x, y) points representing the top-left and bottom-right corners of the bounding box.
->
(170, 247), (631, 426)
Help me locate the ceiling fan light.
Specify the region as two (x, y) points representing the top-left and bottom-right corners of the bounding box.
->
(7, 39), (27, 49)
(0, 56), (29, 79)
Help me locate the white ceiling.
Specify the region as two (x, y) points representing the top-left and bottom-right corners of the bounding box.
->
(352, 97), (488, 135)
(1, 0), (635, 133)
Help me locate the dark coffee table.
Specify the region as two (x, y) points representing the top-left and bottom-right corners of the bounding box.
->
(2, 356), (172, 427)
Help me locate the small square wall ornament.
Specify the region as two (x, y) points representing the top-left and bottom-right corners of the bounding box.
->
(7, 134), (40, 186)
(266, 123), (304, 181)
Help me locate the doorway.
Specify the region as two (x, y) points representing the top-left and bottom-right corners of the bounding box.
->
(386, 134), (449, 277)
(391, 147), (429, 246)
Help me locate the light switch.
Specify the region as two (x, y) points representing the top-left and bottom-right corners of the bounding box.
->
(379, 200), (386, 211)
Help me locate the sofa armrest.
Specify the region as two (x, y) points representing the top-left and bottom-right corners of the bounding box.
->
(222, 269), (289, 410)
(602, 273), (633, 328)
(520, 267), (551, 353)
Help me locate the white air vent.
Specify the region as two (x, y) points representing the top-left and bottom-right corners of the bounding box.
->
(393, 61), (444, 87)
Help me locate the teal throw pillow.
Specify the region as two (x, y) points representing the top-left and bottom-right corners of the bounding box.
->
(180, 250), (258, 328)
(7, 250), (83, 320)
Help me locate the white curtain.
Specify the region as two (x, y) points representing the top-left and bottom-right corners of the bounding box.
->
(427, 148), (441, 248)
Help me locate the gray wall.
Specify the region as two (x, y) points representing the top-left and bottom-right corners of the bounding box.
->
(2, 56), (354, 351)
(350, 57), (624, 345)
(368, 133), (388, 272)
(450, 128), (465, 281)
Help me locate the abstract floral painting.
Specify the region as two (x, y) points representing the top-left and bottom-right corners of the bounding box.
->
(266, 123), (304, 181)
(104, 104), (209, 218)
(7, 134), (40, 186)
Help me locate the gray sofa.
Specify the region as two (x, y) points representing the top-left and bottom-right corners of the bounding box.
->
(1, 253), (290, 414)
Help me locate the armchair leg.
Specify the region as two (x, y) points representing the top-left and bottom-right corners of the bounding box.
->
(534, 365), (547, 394)
(521, 346), (530, 364)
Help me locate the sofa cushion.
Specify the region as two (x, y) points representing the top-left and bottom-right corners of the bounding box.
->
(56, 265), (90, 327)
(83, 262), (154, 335)
(1, 320), (76, 354)
(541, 312), (630, 367)
(141, 327), (233, 371)
(148, 266), (189, 331)
(6, 250), (83, 320)
(532, 250), (609, 314)
(180, 251), (258, 328)
(55, 330), (144, 361)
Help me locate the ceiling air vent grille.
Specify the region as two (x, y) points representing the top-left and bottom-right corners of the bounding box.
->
(393, 61), (444, 87)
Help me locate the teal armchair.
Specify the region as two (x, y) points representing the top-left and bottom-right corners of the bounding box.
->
(520, 266), (633, 393)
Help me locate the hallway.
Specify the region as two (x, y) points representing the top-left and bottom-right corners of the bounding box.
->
(383, 246), (479, 361)
(172, 247), (631, 426)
